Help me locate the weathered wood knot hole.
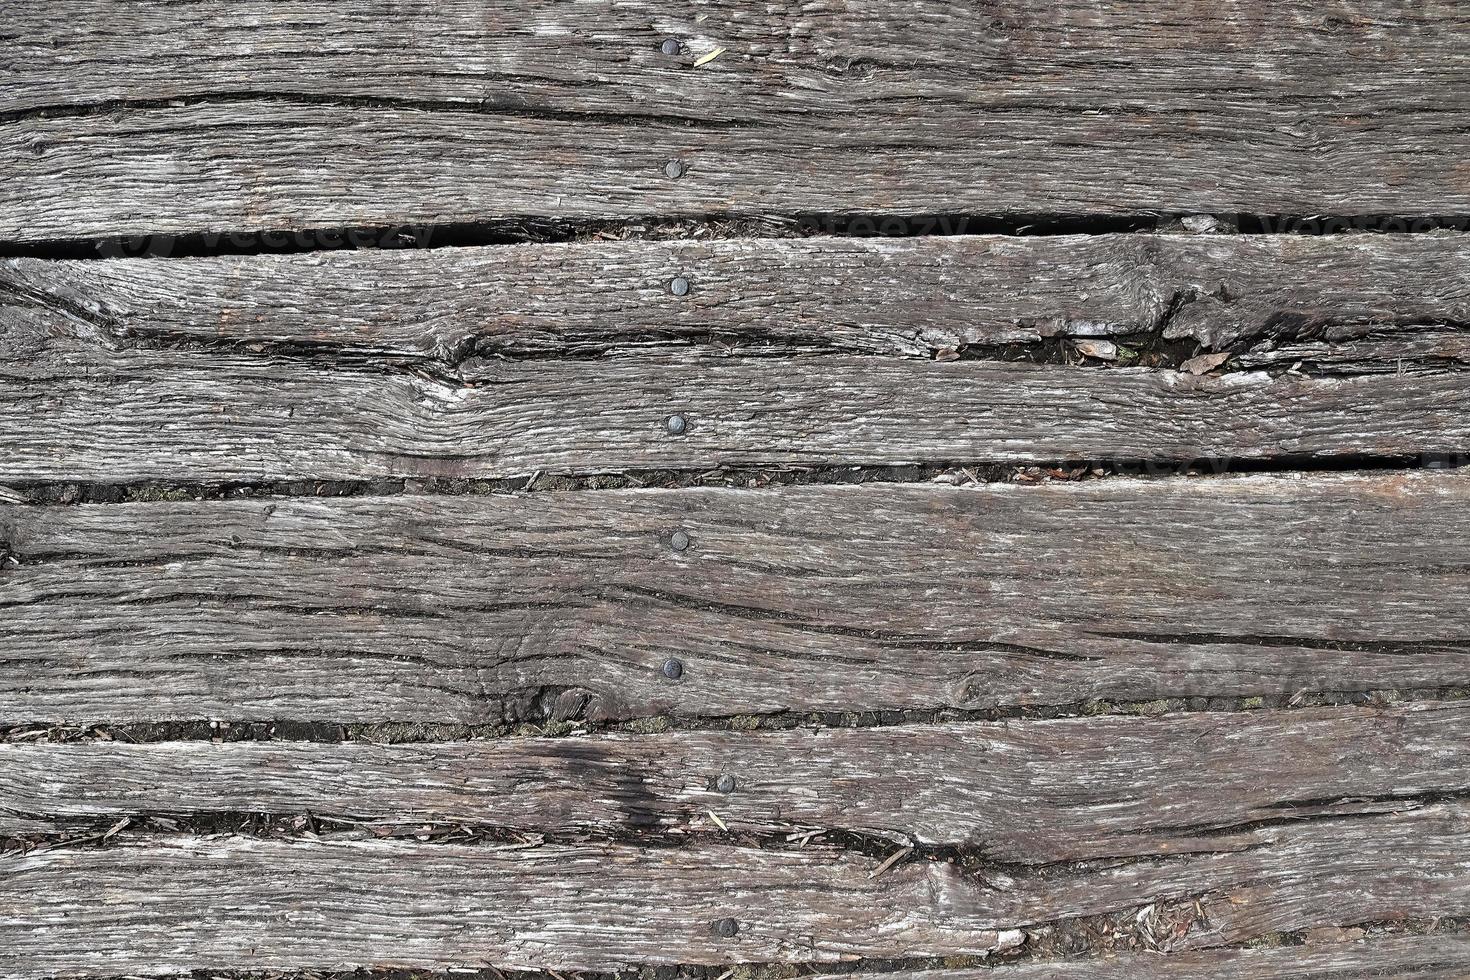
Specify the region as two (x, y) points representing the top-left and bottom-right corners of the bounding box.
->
(715, 774), (737, 793)
(711, 917), (740, 939)
(669, 530), (691, 552)
(660, 38), (681, 56)
(661, 657), (685, 680)
(663, 159), (687, 179)
(665, 414), (688, 436)
(668, 275), (691, 297)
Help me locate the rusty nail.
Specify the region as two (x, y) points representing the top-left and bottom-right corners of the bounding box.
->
(712, 917), (739, 938)
(716, 774), (736, 793)
(663, 159), (686, 179)
(662, 658), (685, 680)
(666, 413), (688, 435)
(670, 530), (691, 552)
(660, 38), (681, 56)
(669, 275), (690, 296)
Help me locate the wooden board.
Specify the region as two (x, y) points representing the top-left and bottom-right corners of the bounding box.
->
(3, 703), (1467, 864)
(4, 1), (1470, 240)
(3, 333), (1470, 484)
(6, 233), (1470, 357)
(7, 233), (1470, 482)
(4, 801), (1469, 976)
(4, 472), (1469, 724)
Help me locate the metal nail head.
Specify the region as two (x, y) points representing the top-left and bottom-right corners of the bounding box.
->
(663, 159), (686, 179)
(662, 658), (685, 680)
(670, 530), (691, 552)
(665, 414), (688, 435)
(712, 917), (740, 938)
(716, 774), (736, 793)
(669, 276), (690, 297)
(660, 38), (681, 56)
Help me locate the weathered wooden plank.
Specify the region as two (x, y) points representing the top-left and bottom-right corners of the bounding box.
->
(860, 935), (1470, 979)
(7, 235), (1469, 481)
(12, 0), (1467, 119)
(3, 1), (1469, 239)
(3, 704), (1466, 864)
(2, 328), (1469, 481)
(4, 473), (1469, 724)
(3, 803), (1467, 976)
(6, 234), (1469, 358)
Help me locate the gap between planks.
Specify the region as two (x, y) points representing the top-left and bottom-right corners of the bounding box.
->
(5, 213), (1470, 263)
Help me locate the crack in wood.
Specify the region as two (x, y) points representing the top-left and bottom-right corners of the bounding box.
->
(1095, 631), (1470, 656)
(4, 690), (1463, 744)
(0, 91), (762, 132)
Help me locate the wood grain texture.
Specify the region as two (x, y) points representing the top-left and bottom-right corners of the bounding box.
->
(6, 233), (1470, 358)
(3, 704), (1466, 863)
(3, 1), (1469, 239)
(4, 472), (1469, 724)
(859, 935), (1470, 979)
(2, 323), (1470, 481)
(3, 801), (1468, 976)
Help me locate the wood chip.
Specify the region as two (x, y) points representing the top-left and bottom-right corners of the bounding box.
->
(868, 845), (914, 879)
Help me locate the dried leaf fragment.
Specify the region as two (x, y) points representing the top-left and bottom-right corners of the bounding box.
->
(1180, 351), (1231, 375)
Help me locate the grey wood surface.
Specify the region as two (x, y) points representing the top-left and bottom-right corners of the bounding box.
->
(4, 472), (1468, 724)
(3, 703), (1465, 863)
(3, 326), (1469, 483)
(3, 1), (1469, 240)
(7, 3), (1470, 973)
(6, 233), (1470, 357)
(3, 802), (1467, 976)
